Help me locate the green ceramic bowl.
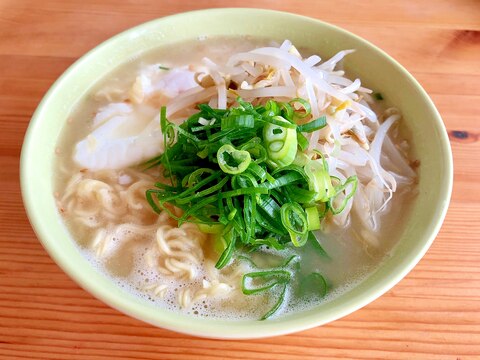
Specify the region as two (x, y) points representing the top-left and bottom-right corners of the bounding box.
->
(21, 9), (453, 339)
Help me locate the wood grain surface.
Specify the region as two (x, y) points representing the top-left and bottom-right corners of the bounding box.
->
(1, 0), (479, 359)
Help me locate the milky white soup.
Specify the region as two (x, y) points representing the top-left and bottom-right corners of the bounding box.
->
(54, 37), (417, 320)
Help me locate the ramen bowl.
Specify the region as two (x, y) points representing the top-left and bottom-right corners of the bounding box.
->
(20, 8), (453, 339)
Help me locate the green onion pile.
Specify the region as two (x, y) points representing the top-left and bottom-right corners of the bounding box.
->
(145, 98), (357, 319)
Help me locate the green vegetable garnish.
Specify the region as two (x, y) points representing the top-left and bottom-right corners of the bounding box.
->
(328, 175), (358, 215)
(241, 255), (298, 319)
(217, 144), (252, 174)
(298, 272), (328, 298)
(145, 97), (358, 319)
(263, 116), (297, 168)
(280, 202), (308, 247)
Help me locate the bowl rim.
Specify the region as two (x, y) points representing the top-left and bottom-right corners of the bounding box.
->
(20, 8), (453, 339)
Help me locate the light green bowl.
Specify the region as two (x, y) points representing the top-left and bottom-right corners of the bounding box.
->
(21, 9), (453, 339)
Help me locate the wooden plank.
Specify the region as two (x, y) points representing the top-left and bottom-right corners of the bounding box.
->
(1, 0), (479, 359)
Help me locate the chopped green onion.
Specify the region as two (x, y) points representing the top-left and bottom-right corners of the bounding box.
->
(246, 162), (268, 182)
(307, 232), (329, 258)
(305, 206), (321, 231)
(240, 138), (268, 163)
(240, 255), (298, 319)
(260, 284), (288, 320)
(213, 233), (227, 254)
(221, 114), (255, 130)
(251, 237), (285, 250)
(265, 100), (280, 116)
(197, 223), (224, 234)
(289, 98), (311, 118)
(262, 115), (297, 129)
(296, 132), (309, 151)
(304, 160), (335, 202)
(217, 144), (252, 174)
(263, 116), (297, 168)
(280, 203), (308, 247)
(181, 168), (214, 188)
(242, 270), (291, 295)
(279, 102), (294, 120)
(215, 225), (236, 269)
(297, 116), (327, 133)
(329, 175), (358, 214)
(298, 272), (328, 298)
(159, 106), (174, 186)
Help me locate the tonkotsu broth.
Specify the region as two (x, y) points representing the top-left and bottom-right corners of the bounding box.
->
(54, 36), (416, 320)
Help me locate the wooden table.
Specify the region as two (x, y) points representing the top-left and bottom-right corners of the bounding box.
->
(1, 1), (479, 359)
